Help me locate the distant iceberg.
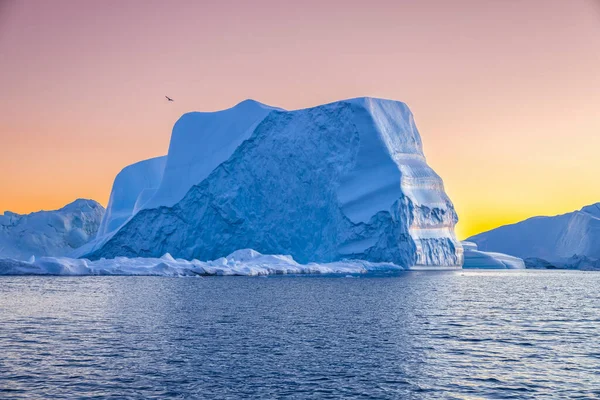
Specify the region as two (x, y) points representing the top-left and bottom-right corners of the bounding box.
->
(97, 156), (167, 237)
(84, 97), (464, 270)
(468, 203), (600, 264)
(462, 241), (525, 269)
(142, 99), (279, 210)
(0, 199), (104, 260)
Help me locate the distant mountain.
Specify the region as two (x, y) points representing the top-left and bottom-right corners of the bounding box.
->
(0, 199), (105, 260)
(468, 203), (600, 261)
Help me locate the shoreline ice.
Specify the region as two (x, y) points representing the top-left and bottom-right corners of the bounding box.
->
(0, 249), (405, 277)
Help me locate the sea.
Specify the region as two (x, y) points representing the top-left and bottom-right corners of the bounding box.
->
(0, 270), (598, 399)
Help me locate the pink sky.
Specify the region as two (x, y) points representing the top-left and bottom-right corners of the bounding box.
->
(1, 0), (599, 238)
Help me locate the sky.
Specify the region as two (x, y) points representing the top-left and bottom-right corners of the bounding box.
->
(0, 0), (599, 239)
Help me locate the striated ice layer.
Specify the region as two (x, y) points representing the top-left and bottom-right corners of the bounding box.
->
(0, 199), (104, 260)
(87, 97), (463, 269)
(0, 249), (404, 277)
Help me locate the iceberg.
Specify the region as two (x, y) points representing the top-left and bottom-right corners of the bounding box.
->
(72, 101), (278, 258)
(0, 249), (404, 276)
(461, 241), (525, 269)
(85, 97), (463, 270)
(524, 255), (600, 271)
(142, 99), (279, 210)
(468, 203), (600, 262)
(0, 199), (104, 260)
(96, 155), (166, 237)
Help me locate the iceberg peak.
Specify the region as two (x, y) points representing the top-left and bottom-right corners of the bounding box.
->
(0, 199), (105, 260)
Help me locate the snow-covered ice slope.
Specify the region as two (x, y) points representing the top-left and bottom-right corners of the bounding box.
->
(0, 199), (105, 260)
(0, 249), (403, 276)
(142, 99), (279, 210)
(461, 241), (525, 269)
(97, 156), (166, 236)
(468, 203), (600, 261)
(86, 98), (463, 269)
(72, 101), (277, 258)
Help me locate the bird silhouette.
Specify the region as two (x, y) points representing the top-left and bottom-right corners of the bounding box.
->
(165, 96), (174, 102)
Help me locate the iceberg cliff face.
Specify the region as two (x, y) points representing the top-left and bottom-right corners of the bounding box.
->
(72, 101), (277, 259)
(97, 156), (166, 237)
(142, 99), (279, 210)
(468, 203), (600, 261)
(0, 199), (104, 260)
(86, 98), (462, 269)
(461, 241), (525, 269)
(0, 249), (404, 276)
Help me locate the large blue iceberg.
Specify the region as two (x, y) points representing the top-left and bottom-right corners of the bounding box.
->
(83, 98), (463, 269)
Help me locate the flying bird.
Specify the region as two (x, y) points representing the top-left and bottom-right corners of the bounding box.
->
(165, 96), (174, 102)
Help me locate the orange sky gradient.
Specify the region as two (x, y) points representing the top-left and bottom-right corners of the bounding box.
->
(1, 0), (599, 239)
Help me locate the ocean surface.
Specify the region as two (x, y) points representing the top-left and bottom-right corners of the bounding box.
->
(0, 270), (598, 399)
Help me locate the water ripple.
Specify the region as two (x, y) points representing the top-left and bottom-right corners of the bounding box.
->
(0, 270), (599, 398)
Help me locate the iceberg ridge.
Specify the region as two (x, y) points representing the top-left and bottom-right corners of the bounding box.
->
(0, 199), (105, 260)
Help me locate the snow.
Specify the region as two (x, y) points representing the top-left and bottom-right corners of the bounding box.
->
(142, 99), (279, 210)
(468, 203), (600, 261)
(0, 199), (104, 260)
(0, 249), (404, 276)
(85, 97), (462, 270)
(461, 241), (525, 269)
(463, 251), (525, 269)
(96, 156), (166, 237)
(461, 241), (478, 251)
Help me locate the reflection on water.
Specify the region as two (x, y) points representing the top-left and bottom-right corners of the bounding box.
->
(1, 270), (599, 399)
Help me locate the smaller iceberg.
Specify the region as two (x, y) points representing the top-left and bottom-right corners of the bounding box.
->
(461, 241), (525, 269)
(0, 199), (105, 260)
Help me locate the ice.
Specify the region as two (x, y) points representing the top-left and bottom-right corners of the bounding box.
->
(461, 241), (478, 251)
(97, 156), (166, 236)
(524, 255), (600, 271)
(85, 97), (462, 270)
(463, 250), (525, 269)
(0, 199), (104, 260)
(0, 249), (404, 276)
(463, 251), (523, 269)
(468, 203), (600, 262)
(461, 242), (525, 269)
(142, 99), (279, 210)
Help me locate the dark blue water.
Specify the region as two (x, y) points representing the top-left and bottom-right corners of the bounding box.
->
(1, 270), (599, 399)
